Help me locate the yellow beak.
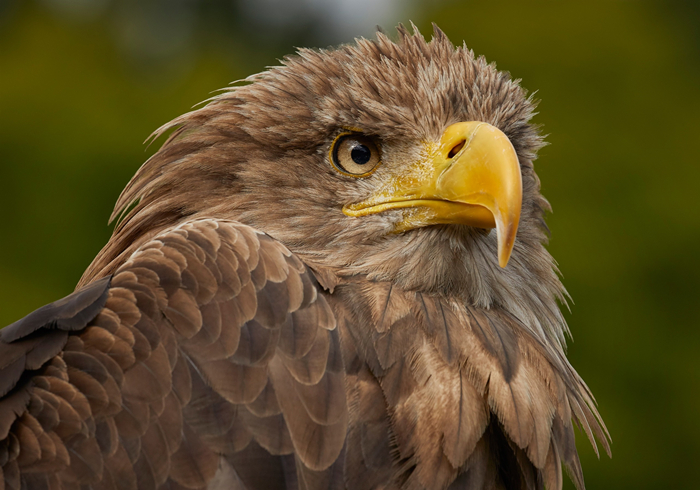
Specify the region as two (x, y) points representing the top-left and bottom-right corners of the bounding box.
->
(343, 122), (522, 268)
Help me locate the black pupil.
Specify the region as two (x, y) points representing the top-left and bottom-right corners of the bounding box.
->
(351, 144), (371, 165)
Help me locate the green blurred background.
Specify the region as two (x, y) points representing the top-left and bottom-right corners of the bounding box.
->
(1, 0), (698, 488)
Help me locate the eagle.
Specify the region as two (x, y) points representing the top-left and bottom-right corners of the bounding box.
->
(0, 25), (609, 490)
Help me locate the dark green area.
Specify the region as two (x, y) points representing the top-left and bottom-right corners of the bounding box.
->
(1, 1), (698, 488)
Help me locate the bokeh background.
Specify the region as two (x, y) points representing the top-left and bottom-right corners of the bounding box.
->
(1, 0), (699, 488)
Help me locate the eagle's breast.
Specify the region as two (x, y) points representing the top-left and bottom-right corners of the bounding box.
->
(326, 277), (579, 488)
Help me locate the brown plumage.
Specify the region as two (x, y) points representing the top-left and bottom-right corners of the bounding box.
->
(0, 24), (609, 490)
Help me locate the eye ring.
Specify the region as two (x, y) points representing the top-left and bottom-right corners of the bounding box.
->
(329, 132), (382, 177)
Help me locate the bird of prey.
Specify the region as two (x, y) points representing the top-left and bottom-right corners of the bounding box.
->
(0, 25), (609, 490)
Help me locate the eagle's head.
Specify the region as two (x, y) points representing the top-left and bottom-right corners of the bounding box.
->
(84, 24), (566, 340)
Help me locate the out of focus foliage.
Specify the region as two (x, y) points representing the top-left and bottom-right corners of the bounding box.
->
(1, 1), (699, 488)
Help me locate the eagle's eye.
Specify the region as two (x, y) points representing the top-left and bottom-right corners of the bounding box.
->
(330, 133), (381, 177)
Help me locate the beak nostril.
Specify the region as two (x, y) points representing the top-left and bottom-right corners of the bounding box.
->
(447, 139), (466, 159)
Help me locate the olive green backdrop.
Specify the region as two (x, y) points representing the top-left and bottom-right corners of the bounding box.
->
(1, 1), (698, 488)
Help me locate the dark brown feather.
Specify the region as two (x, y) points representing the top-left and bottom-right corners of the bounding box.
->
(0, 276), (111, 343)
(168, 425), (217, 489)
(1, 218), (348, 489)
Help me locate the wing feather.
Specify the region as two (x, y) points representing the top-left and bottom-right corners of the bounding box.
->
(0, 218), (345, 490)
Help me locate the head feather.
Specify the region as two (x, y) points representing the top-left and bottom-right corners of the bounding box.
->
(80, 25), (566, 352)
